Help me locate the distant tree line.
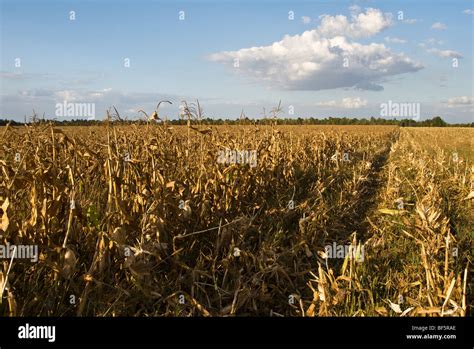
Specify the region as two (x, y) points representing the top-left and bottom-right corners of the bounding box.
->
(0, 116), (472, 127)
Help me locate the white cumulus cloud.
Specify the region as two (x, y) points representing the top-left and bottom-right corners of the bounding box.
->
(301, 16), (311, 24)
(384, 36), (407, 44)
(446, 96), (473, 106)
(316, 97), (368, 109)
(427, 48), (463, 58)
(209, 8), (422, 91)
(431, 22), (447, 30)
(317, 7), (393, 39)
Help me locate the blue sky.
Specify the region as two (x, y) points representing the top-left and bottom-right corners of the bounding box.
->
(1, 0), (473, 122)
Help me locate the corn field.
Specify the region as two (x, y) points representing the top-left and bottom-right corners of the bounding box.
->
(0, 122), (472, 316)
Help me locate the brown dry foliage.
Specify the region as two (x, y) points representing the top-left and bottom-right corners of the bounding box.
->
(0, 122), (471, 316)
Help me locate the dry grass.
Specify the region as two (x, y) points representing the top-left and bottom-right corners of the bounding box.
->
(0, 121), (471, 316)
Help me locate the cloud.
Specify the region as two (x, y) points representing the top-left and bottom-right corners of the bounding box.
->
(446, 96), (473, 106)
(62, 73), (107, 87)
(445, 96), (474, 113)
(19, 89), (55, 97)
(317, 7), (393, 39)
(384, 36), (407, 44)
(209, 8), (422, 92)
(13, 88), (186, 107)
(54, 90), (82, 102)
(1, 87), (214, 120)
(425, 38), (444, 46)
(301, 16), (311, 24)
(1, 71), (28, 80)
(418, 38), (444, 48)
(462, 9), (474, 15)
(403, 19), (417, 24)
(316, 97), (368, 109)
(348, 5), (361, 14)
(431, 22), (447, 30)
(54, 88), (115, 102)
(427, 48), (463, 58)
(1, 71), (48, 80)
(418, 38), (460, 58)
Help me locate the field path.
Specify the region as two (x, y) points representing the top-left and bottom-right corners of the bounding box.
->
(322, 130), (400, 244)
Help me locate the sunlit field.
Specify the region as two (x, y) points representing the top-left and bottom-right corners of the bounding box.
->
(0, 123), (472, 316)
